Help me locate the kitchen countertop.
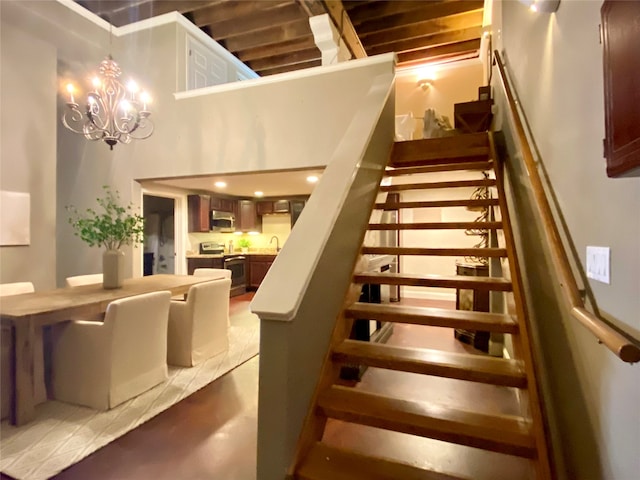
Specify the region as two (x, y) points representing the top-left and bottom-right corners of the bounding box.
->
(186, 250), (279, 259)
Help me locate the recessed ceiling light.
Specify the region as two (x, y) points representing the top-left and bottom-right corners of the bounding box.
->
(214, 181), (227, 188)
(306, 175), (319, 183)
(254, 191), (264, 197)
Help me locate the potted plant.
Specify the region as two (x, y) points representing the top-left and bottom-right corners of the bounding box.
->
(67, 186), (145, 289)
(237, 237), (251, 253)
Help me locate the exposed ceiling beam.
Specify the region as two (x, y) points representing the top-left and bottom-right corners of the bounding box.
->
(356, 1), (484, 35)
(322, 0), (367, 58)
(361, 10), (483, 48)
(345, 0), (444, 25)
(237, 36), (318, 62)
(206, 3), (304, 40)
(192, 1), (291, 27)
(296, 0), (327, 17)
(249, 47), (321, 72)
(259, 59), (322, 76)
(396, 38), (481, 65)
(224, 19), (313, 52)
(367, 26), (482, 56)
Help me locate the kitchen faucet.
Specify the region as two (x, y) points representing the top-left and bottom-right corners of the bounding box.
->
(269, 236), (280, 252)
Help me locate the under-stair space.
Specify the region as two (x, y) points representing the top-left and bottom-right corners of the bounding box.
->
(290, 132), (552, 480)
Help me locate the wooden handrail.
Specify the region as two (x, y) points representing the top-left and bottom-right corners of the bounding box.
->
(493, 50), (640, 364)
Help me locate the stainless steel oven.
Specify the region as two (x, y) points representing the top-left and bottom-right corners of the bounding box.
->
(224, 255), (246, 297)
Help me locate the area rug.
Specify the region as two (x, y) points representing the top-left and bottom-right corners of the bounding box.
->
(0, 321), (260, 480)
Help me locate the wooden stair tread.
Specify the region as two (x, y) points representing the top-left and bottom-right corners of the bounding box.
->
(317, 386), (536, 458)
(333, 340), (527, 388)
(361, 247), (507, 257)
(297, 442), (470, 480)
(353, 272), (512, 291)
(374, 199), (500, 210)
(385, 161), (493, 176)
(345, 302), (518, 333)
(380, 179), (495, 191)
(390, 134), (489, 167)
(367, 221), (502, 231)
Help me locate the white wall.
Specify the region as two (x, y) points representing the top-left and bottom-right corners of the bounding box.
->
(497, 1), (640, 478)
(0, 5), (58, 290)
(395, 61), (484, 139)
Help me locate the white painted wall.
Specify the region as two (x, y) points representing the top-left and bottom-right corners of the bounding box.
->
(0, 6), (58, 290)
(395, 61), (484, 140)
(497, 1), (640, 478)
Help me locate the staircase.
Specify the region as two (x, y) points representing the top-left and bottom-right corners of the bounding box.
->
(289, 132), (553, 479)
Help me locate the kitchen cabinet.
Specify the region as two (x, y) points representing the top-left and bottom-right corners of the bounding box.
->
(290, 200), (305, 227)
(256, 200), (290, 215)
(188, 195), (210, 232)
(247, 255), (276, 289)
(187, 257), (224, 275)
(236, 200), (260, 232)
(210, 195), (235, 214)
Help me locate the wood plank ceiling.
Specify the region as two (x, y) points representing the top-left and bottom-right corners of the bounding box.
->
(76, 0), (484, 76)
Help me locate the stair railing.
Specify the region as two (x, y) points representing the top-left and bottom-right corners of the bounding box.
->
(493, 50), (640, 363)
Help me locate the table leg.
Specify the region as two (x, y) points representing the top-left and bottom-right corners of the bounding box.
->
(11, 319), (35, 426)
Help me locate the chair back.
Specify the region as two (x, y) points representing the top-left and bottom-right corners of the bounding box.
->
(66, 274), (103, 287)
(105, 291), (171, 386)
(0, 282), (34, 297)
(187, 279), (231, 343)
(193, 268), (231, 280)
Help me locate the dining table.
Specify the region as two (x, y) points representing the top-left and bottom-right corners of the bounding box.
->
(0, 274), (210, 426)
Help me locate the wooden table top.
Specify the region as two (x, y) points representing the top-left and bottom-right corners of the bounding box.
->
(0, 274), (208, 325)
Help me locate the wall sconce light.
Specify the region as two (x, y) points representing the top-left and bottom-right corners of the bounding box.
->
(417, 79), (432, 91)
(521, 0), (560, 13)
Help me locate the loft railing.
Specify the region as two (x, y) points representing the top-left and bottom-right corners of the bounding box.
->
(493, 50), (640, 364)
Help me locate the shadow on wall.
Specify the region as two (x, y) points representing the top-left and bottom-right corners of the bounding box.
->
(498, 133), (603, 480)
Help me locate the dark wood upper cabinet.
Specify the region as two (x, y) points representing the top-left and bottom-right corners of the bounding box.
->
(236, 200), (260, 232)
(187, 194), (210, 232)
(601, 0), (640, 177)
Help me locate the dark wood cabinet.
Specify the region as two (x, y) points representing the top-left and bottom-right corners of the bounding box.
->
(290, 200), (305, 227)
(187, 257), (224, 274)
(273, 200), (290, 213)
(247, 255), (276, 289)
(256, 201), (273, 215)
(210, 195), (235, 214)
(601, 0), (640, 177)
(236, 200), (260, 232)
(256, 200), (291, 215)
(453, 99), (493, 134)
(187, 194), (210, 232)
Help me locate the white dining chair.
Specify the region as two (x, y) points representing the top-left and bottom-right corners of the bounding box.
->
(51, 290), (171, 410)
(167, 279), (231, 367)
(65, 273), (103, 287)
(0, 282), (47, 420)
(192, 268), (231, 280)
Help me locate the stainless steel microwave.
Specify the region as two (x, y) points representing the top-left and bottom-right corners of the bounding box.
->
(210, 211), (235, 232)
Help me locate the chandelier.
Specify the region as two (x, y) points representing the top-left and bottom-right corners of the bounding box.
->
(62, 55), (154, 150)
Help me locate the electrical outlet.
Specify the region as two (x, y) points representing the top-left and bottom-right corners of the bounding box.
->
(586, 246), (610, 284)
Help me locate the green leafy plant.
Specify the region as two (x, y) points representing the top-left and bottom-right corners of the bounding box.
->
(237, 237), (251, 248)
(67, 186), (145, 250)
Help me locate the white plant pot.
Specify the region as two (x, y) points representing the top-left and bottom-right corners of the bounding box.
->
(103, 249), (125, 289)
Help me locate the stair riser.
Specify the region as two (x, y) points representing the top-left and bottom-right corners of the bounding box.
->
(317, 406), (537, 459)
(374, 199), (499, 209)
(385, 161), (493, 176)
(367, 222), (502, 231)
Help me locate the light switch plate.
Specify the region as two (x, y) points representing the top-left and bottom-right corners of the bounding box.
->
(586, 246), (610, 284)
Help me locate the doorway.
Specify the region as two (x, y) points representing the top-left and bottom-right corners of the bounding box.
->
(143, 195), (176, 275)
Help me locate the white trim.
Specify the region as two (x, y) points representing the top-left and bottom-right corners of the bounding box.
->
(395, 56), (481, 78)
(174, 53), (397, 100)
